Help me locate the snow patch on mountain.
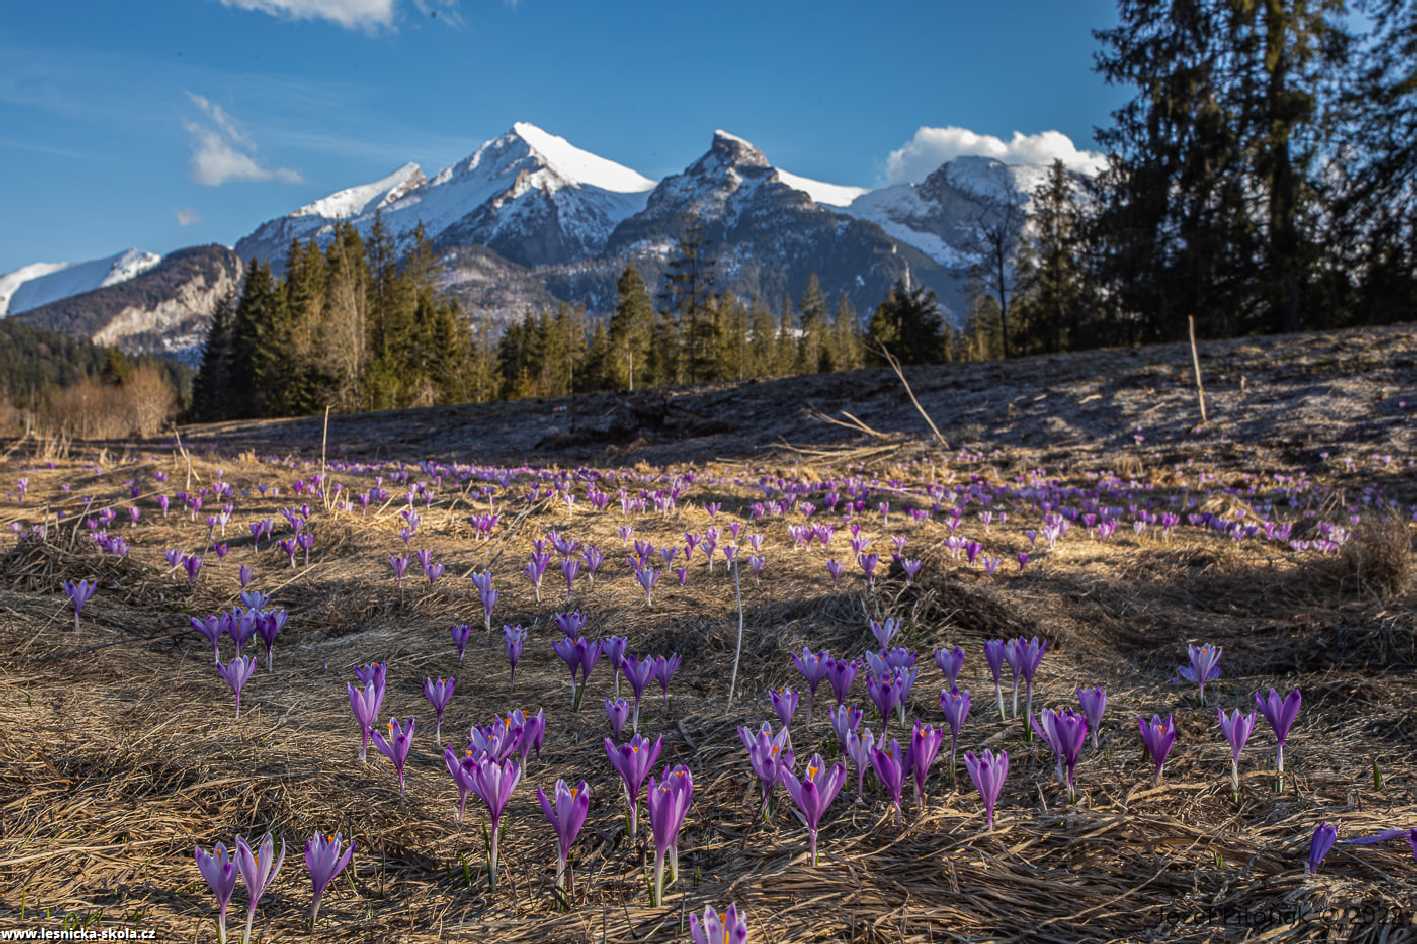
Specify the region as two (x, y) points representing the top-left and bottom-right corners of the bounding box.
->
(291, 161), (426, 220)
(0, 249), (162, 316)
(776, 169), (868, 208)
(510, 122), (656, 194)
(0, 262), (68, 315)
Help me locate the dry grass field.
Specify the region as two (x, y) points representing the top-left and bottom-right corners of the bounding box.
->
(1, 325), (1414, 942)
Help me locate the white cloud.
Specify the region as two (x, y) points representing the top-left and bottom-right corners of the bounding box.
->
(885, 126), (1106, 184)
(183, 94), (302, 187)
(176, 208), (202, 226)
(186, 93), (252, 148)
(218, 0), (397, 29)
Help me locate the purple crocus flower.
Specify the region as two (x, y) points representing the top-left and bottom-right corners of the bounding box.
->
(216, 655), (257, 719)
(690, 904), (748, 944)
(870, 738), (906, 820)
(828, 703), (863, 749)
(825, 656), (858, 706)
(1032, 708), (1089, 799)
(354, 660), (386, 692)
(234, 833), (285, 944)
(845, 727), (875, 799)
(227, 611), (257, 653)
(605, 697), (630, 737)
(255, 611), (285, 671)
(516, 708), (546, 763)
(1307, 822), (1338, 874)
(826, 559), (844, 584)
(1137, 714), (1177, 785)
(503, 624), (526, 688)
(536, 779), (590, 893)
(653, 653), (680, 708)
(1177, 643), (1222, 703)
(554, 610), (589, 639)
(867, 672), (901, 731)
(781, 753), (847, 866)
(964, 748), (1009, 830)
(471, 571), (496, 632)
(195, 842), (238, 944)
(422, 676), (457, 743)
(469, 755), (521, 891)
(303, 832), (354, 928)
(601, 635), (628, 694)
(372, 717), (415, 797)
(938, 688), (971, 782)
(739, 721), (794, 817)
(604, 734), (662, 838)
(1255, 688), (1302, 787)
(983, 639), (1007, 719)
(63, 578), (96, 631)
(450, 623), (472, 664)
(347, 679), (383, 764)
(1075, 687), (1107, 751)
(524, 551), (550, 602)
(388, 547), (410, 583)
(553, 635), (601, 711)
(907, 721), (945, 808)
(238, 564), (254, 588)
(621, 654), (657, 731)
(1014, 637), (1048, 736)
(769, 687), (799, 729)
(1217, 708), (1256, 801)
(790, 646), (829, 717)
(870, 617), (900, 651)
(192, 615), (224, 663)
(933, 646), (965, 690)
(635, 564), (658, 606)
(646, 765), (693, 905)
(444, 746), (478, 822)
(183, 554), (203, 586)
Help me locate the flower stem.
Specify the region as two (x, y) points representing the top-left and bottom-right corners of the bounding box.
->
(651, 849), (665, 906)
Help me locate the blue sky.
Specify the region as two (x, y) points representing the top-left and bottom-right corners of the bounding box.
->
(0, 0), (1126, 273)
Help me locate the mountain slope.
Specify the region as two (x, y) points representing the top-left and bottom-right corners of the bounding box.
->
(12, 246), (242, 361)
(234, 123), (656, 272)
(605, 130), (956, 314)
(843, 156), (1060, 270)
(0, 249), (162, 316)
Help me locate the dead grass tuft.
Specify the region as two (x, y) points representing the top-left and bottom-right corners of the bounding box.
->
(1343, 514), (1413, 600)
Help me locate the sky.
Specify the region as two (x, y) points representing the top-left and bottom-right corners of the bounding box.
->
(0, 0), (1128, 274)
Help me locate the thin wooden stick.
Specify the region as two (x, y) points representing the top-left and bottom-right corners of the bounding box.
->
(874, 343), (948, 448)
(320, 404), (332, 512)
(1188, 314), (1208, 425)
(172, 426), (199, 489)
(727, 559), (745, 704)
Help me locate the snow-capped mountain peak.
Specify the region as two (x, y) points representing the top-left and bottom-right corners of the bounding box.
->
(291, 161), (425, 220)
(235, 123), (659, 271)
(697, 129), (772, 171)
(0, 248), (162, 316)
(509, 122), (655, 194)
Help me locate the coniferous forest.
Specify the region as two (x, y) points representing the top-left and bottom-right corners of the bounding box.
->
(192, 0), (1415, 421)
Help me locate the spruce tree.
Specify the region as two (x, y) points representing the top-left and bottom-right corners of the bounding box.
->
(866, 280), (945, 365)
(191, 287), (236, 421)
(607, 265), (653, 390)
(797, 274), (828, 373)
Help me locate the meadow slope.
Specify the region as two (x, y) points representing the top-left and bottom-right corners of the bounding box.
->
(0, 324), (1413, 943)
